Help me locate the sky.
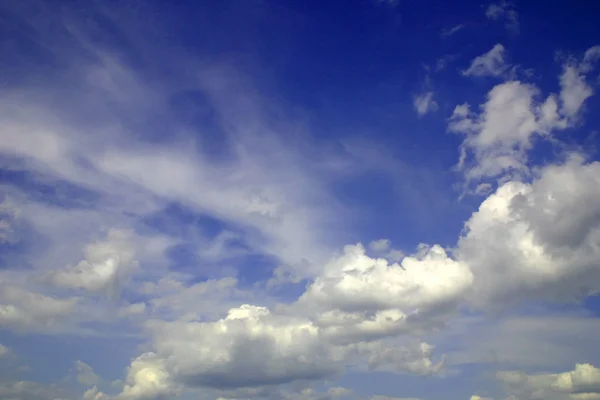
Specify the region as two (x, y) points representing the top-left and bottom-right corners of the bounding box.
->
(1, 0), (600, 399)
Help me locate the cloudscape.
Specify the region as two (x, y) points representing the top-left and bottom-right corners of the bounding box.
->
(1, 1), (600, 399)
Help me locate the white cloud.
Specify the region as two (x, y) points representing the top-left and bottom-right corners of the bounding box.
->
(368, 239), (404, 262)
(441, 24), (465, 38)
(118, 302), (147, 319)
(462, 44), (508, 78)
(485, 1), (519, 34)
(116, 352), (176, 400)
(413, 91), (438, 117)
(440, 314), (600, 370)
(118, 300), (444, 393)
(299, 243), (472, 343)
(84, 386), (111, 400)
(450, 46), (600, 183)
(75, 360), (101, 387)
(0, 380), (71, 400)
(370, 397), (423, 400)
(142, 305), (341, 389)
(457, 157), (600, 306)
(48, 229), (138, 298)
(0, 343), (9, 358)
(0, 283), (77, 331)
(497, 364), (600, 400)
(560, 46), (600, 120)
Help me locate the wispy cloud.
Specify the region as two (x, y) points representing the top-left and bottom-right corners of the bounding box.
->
(485, 1), (519, 34)
(441, 24), (465, 38)
(462, 44), (508, 78)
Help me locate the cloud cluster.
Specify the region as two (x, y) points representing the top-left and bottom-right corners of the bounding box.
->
(1, 2), (600, 400)
(497, 363), (600, 400)
(462, 44), (508, 78)
(485, 1), (519, 34)
(450, 45), (599, 184)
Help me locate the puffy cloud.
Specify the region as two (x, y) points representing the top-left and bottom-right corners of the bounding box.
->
(299, 243), (472, 342)
(450, 45), (599, 183)
(147, 276), (247, 322)
(144, 305), (340, 389)
(118, 297), (444, 394)
(449, 81), (565, 181)
(0, 343), (8, 358)
(0, 284), (77, 331)
(84, 386), (111, 400)
(75, 360), (101, 387)
(0, 380), (71, 400)
(441, 314), (600, 370)
(457, 157), (600, 306)
(413, 92), (438, 117)
(370, 397), (423, 400)
(462, 44), (508, 78)
(485, 1), (519, 34)
(497, 364), (600, 400)
(560, 46), (600, 120)
(118, 302), (147, 319)
(368, 239), (404, 262)
(0, 196), (20, 244)
(47, 229), (137, 298)
(116, 352), (176, 400)
(355, 341), (444, 375)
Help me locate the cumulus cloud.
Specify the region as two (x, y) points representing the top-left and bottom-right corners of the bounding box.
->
(368, 239), (404, 262)
(48, 229), (137, 298)
(485, 1), (519, 34)
(143, 305), (340, 390)
(457, 156), (600, 306)
(298, 243), (472, 342)
(118, 299), (443, 394)
(0, 380), (71, 400)
(0, 284), (77, 331)
(84, 386), (111, 400)
(413, 91), (439, 117)
(75, 360), (101, 387)
(450, 45), (599, 183)
(462, 44), (508, 78)
(0, 343), (9, 358)
(560, 46), (600, 120)
(116, 352), (176, 400)
(497, 364), (600, 400)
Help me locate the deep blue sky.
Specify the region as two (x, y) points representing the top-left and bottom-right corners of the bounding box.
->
(1, 1), (600, 400)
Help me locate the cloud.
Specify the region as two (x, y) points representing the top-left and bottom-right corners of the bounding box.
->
(497, 364), (600, 400)
(485, 1), (519, 34)
(462, 44), (508, 78)
(413, 92), (439, 117)
(84, 386), (111, 400)
(0, 283), (78, 331)
(369, 239), (404, 262)
(48, 229), (138, 298)
(75, 360), (101, 387)
(440, 314), (600, 371)
(0, 343), (9, 358)
(298, 243), (472, 343)
(457, 156), (600, 306)
(560, 46), (600, 120)
(450, 45), (599, 183)
(116, 352), (176, 400)
(118, 299), (443, 394)
(0, 380), (72, 400)
(441, 24), (465, 38)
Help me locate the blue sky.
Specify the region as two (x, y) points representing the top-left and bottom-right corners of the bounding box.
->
(1, 1), (600, 400)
